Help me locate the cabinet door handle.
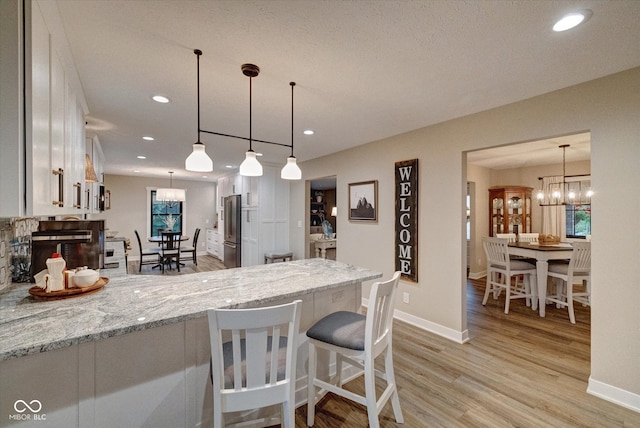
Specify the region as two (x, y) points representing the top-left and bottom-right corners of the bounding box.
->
(85, 188), (91, 210)
(247, 192), (251, 205)
(73, 182), (82, 208)
(52, 168), (64, 206)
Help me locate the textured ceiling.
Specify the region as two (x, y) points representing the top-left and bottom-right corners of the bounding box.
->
(54, 0), (640, 180)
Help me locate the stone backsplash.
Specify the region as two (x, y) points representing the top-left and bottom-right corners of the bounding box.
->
(0, 218), (39, 293)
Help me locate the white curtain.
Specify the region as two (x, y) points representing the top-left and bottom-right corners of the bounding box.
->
(540, 176), (566, 237)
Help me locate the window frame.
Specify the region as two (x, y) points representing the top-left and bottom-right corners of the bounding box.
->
(146, 187), (187, 239)
(563, 176), (591, 239)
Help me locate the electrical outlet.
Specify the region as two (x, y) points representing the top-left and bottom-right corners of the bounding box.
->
(403, 292), (409, 304)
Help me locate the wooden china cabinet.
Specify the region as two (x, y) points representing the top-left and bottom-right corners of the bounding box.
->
(488, 186), (533, 237)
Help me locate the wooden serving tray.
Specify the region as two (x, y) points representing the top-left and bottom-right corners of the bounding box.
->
(29, 277), (108, 301)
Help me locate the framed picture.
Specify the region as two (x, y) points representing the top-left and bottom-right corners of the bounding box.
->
(348, 180), (378, 222)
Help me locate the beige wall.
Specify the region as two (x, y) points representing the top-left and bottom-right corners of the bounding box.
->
(291, 67), (640, 409)
(92, 175), (216, 253)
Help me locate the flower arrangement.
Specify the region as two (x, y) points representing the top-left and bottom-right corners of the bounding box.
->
(163, 213), (179, 231)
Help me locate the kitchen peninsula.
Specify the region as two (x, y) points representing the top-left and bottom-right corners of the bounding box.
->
(0, 259), (381, 427)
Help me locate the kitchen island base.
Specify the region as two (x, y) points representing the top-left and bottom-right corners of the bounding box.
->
(1, 261), (374, 427)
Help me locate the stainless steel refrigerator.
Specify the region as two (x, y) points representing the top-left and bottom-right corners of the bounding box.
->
(223, 195), (242, 268)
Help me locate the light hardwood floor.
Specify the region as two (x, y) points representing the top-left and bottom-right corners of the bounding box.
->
(126, 258), (640, 426)
(127, 253), (225, 275)
(300, 278), (640, 427)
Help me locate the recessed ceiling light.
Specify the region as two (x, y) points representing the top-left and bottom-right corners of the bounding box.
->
(225, 165), (234, 169)
(133, 170), (141, 173)
(137, 155), (146, 159)
(553, 10), (592, 32)
(304, 129), (314, 135)
(202, 175), (208, 178)
(256, 152), (263, 157)
(152, 95), (170, 103)
(143, 136), (154, 141)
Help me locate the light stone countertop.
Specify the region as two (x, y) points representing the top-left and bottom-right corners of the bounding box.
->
(0, 259), (381, 361)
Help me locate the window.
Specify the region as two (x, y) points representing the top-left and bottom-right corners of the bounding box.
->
(566, 204), (591, 238)
(150, 190), (183, 237)
(564, 177), (591, 238)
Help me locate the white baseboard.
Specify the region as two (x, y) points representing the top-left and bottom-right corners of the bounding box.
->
(468, 270), (486, 280)
(362, 298), (470, 344)
(588, 377), (640, 413)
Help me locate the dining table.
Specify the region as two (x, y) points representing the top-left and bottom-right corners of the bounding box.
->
(147, 235), (190, 244)
(148, 234), (191, 268)
(508, 242), (574, 317)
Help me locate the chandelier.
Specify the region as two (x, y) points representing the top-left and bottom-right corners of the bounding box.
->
(156, 171), (186, 207)
(185, 49), (302, 180)
(536, 144), (593, 206)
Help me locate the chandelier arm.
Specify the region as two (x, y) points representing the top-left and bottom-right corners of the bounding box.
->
(198, 129), (293, 149)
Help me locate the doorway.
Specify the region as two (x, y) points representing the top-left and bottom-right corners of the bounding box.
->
(466, 132), (591, 280)
(307, 176), (337, 259)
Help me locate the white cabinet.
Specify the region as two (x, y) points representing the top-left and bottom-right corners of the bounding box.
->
(216, 167), (290, 267)
(206, 228), (222, 259)
(0, 1), (88, 217)
(242, 176), (259, 207)
(104, 238), (127, 277)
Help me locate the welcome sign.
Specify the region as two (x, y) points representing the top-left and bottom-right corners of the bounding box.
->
(395, 159), (418, 282)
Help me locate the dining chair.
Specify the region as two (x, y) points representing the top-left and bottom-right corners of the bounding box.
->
(496, 233), (517, 243)
(545, 241), (591, 324)
(306, 271), (404, 428)
(482, 236), (537, 314)
(159, 231), (181, 273)
(134, 229), (160, 272)
(180, 228), (200, 265)
(207, 300), (302, 428)
(518, 233), (539, 243)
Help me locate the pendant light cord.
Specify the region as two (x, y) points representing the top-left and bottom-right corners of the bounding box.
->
(290, 82), (295, 157)
(195, 49), (202, 142)
(249, 76), (253, 152)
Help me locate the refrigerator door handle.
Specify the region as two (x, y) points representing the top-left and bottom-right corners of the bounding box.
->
(224, 242), (237, 249)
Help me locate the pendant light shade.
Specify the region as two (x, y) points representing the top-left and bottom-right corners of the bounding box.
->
(185, 141), (213, 172)
(281, 156), (301, 180)
(156, 187), (186, 202)
(85, 154), (98, 183)
(157, 171), (186, 204)
(239, 150), (263, 176)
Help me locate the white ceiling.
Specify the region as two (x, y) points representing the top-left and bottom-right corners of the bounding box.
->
(55, 0), (640, 181)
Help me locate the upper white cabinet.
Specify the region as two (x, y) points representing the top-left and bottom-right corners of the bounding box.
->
(0, 0), (88, 217)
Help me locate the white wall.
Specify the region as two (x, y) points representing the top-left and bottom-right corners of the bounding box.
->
(291, 67), (640, 410)
(94, 174), (216, 253)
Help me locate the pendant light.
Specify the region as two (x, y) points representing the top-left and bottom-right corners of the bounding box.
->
(185, 49), (214, 172)
(187, 49), (302, 179)
(85, 154), (98, 182)
(281, 82), (302, 180)
(239, 64), (263, 176)
(536, 144), (593, 206)
(157, 171), (186, 207)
